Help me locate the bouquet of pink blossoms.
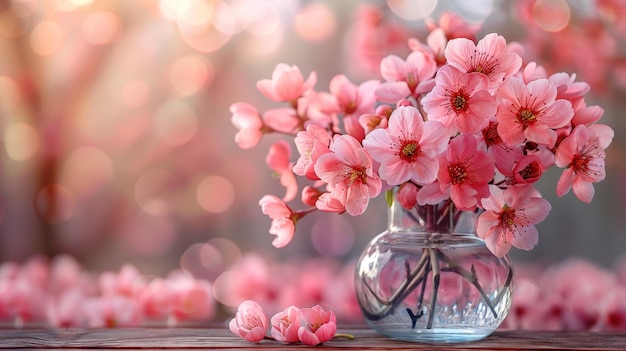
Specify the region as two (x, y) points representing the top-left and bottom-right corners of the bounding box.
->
(231, 15), (614, 259)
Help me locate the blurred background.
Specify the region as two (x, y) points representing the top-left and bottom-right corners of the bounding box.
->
(0, 0), (625, 321)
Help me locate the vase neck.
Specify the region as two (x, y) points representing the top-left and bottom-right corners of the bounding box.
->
(387, 195), (478, 235)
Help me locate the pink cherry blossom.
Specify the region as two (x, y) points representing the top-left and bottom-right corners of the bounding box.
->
(327, 76), (379, 141)
(229, 300), (269, 343)
(84, 294), (143, 327)
(408, 30), (447, 67)
(99, 264), (146, 298)
(293, 124), (331, 180)
(266, 140), (298, 202)
(301, 185), (322, 207)
(257, 63), (317, 104)
(510, 154), (544, 184)
(376, 50), (437, 103)
(139, 277), (176, 321)
(519, 61), (548, 83)
(262, 108), (300, 135)
(416, 180), (449, 206)
(270, 305), (301, 343)
(230, 102), (265, 149)
(48, 255), (87, 296)
(328, 75), (379, 117)
(436, 134), (494, 210)
(397, 182), (418, 209)
(445, 33), (522, 90)
(549, 72), (590, 111)
(212, 254), (288, 316)
(496, 77), (574, 148)
(168, 271), (215, 323)
(555, 124), (608, 203)
(477, 185), (551, 258)
(363, 105), (448, 186)
(480, 119), (521, 175)
(297, 305), (337, 345)
(358, 113), (388, 135)
(45, 288), (87, 327)
(297, 90), (334, 129)
(359, 104), (392, 135)
(258, 195), (297, 248)
(314, 134), (382, 216)
(292, 258), (340, 308)
(595, 288), (626, 331)
(315, 190), (347, 214)
(421, 65), (497, 134)
(588, 123), (615, 150)
(571, 105), (604, 127)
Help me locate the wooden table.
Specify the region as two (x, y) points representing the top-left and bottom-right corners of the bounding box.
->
(1, 327), (626, 350)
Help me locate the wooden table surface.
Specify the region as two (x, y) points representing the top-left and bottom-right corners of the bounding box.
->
(1, 327), (626, 350)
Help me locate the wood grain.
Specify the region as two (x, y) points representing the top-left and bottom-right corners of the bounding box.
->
(0, 327), (625, 350)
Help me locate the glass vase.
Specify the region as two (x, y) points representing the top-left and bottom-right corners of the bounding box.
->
(354, 194), (513, 343)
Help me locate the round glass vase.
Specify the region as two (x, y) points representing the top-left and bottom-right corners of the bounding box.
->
(354, 195), (513, 343)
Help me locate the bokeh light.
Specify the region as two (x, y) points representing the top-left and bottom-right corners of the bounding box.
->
(0, 76), (21, 111)
(532, 0), (570, 32)
(36, 184), (75, 224)
(180, 242), (224, 280)
(232, 0), (280, 37)
(178, 0), (215, 30)
(61, 147), (114, 196)
(4, 122), (40, 161)
(207, 238), (241, 268)
(159, 0), (195, 22)
(294, 2), (337, 42)
(212, 270), (238, 307)
(10, 0), (38, 18)
(134, 169), (175, 216)
(119, 213), (177, 256)
(55, 0), (93, 12)
(153, 100), (198, 146)
(311, 216), (355, 257)
(30, 21), (65, 56)
(211, 0), (239, 36)
(177, 0), (232, 53)
(0, 10), (23, 38)
(121, 80), (151, 108)
(82, 11), (122, 46)
(169, 55), (214, 96)
(452, 0), (495, 23)
(196, 175), (235, 214)
(386, 0), (438, 21)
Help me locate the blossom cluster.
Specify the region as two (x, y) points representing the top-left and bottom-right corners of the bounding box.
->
(229, 300), (339, 345)
(0, 255), (215, 328)
(3, 252), (626, 331)
(212, 254), (361, 323)
(505, 258), (626, 331)
(231, 12), (614, 258)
